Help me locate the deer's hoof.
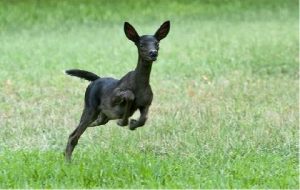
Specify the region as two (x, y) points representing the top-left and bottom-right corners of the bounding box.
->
(129, 119), (139, 130)
(117, 119), (128, 127)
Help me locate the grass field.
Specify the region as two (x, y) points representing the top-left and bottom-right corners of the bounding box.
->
(0, 0), (299, 188)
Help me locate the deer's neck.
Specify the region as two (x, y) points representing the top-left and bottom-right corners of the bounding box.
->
(134, 56), (152, 86)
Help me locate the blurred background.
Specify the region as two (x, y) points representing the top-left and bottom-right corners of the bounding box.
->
(0, 0), (298, 188)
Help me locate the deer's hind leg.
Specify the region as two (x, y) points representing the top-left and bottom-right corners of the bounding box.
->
(65, 107), (99, 161)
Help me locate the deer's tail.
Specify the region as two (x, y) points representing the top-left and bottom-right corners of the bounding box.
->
(65, 69), (100, 81)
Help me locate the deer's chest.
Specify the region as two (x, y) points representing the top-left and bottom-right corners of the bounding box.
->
(134, 86), (153, 107)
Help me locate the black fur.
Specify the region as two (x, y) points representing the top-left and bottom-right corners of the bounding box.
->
(65, 21), (170, 161)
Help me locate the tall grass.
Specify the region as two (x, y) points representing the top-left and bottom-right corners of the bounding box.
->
(0, 0), (298, 188)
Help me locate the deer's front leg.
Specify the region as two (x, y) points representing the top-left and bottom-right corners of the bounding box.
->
(114, 90), (135, 126)
(129, 106), (149, 130)
(111, 88), (134, 106)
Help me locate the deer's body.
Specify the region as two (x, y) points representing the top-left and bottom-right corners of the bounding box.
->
(64, 21), (170, 161)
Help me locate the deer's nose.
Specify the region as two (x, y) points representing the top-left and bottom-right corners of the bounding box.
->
(149, 50), (158, 58)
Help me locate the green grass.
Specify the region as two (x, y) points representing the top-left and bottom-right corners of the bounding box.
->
(0, 149), (297, 188)
(0, 0), (299, 188)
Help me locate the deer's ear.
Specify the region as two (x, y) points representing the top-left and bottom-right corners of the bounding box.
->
(124, 22), (140, 43)
(154, 21), (170, 41)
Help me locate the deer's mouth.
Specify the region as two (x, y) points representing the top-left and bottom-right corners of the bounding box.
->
(150, 56), (157, 61)
(143, 55), (157, 62)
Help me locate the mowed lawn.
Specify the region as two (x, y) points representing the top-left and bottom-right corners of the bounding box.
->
(0, 0), (298, 188)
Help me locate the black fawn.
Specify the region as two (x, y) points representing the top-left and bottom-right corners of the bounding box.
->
(64, 21), (170, 161)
